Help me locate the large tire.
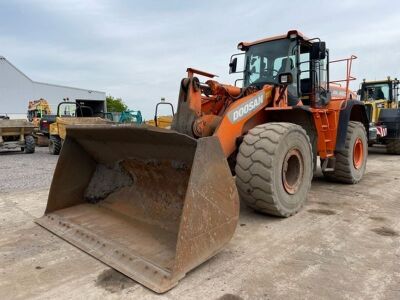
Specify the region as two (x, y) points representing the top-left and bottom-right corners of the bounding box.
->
(387, 140), (400, 154)
(235, 123), (313, 217)
(24, 135), (35, 154)
(322, 121), (367, 184)
(49, 135), (62, 155)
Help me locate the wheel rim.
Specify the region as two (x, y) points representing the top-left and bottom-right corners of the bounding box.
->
(282, 149), (304, 194)
(353, 137), (364, 169)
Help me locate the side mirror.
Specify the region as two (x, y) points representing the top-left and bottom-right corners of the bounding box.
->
(229, 57), (237, 74)
(279, 72), (293, 85)
(311, 41), (326, 60)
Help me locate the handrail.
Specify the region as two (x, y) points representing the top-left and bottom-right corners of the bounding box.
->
(328, 55), (357, 103)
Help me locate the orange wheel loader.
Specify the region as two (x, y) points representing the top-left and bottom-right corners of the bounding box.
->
(36, 30), (368, 293)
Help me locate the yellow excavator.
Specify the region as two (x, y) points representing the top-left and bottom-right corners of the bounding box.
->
(27, 99), (53, 146)
(27, 98), (52, 127)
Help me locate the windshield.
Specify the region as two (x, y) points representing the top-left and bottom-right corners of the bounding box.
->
(243, 39), (297, 88)
(58, 103), (77, 117)
(361, 83), (390, 101)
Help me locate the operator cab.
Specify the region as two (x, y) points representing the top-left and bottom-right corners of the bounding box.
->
(27, 109), (42, 122)
(230, 30), (330, 107)
(57, 101), (94, 118)
(359, 79), (399, 103)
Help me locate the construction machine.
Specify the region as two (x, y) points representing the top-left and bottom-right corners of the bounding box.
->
(27, 98), (52, 127)
(99, 110), (143, 124)
(358, 77), (400, 153)
(36, 31), (368, 293)
(27, 99), (54, 146)
(48, 101), (112, 154)
(0, 119), (35, 153)
(119, 110), (143, 124)
(146, 98), (175, 128)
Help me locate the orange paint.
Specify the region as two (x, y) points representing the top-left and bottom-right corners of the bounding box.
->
(176, 31), (363, 162)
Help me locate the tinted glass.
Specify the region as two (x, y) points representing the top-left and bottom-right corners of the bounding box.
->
(244, 39), (297, 88)
(58, 103), (77, 117)
(361, 83), (390, 101)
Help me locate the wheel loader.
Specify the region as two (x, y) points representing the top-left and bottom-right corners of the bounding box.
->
(36, 30), (368, 293)
(358, 77), (400, 153)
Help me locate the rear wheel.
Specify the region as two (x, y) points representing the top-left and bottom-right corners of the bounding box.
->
(49, 135), (62, 155)
(24, 135), (35, 153)
(235, 123), (313, 217)
(387, 140), (400, 154)
(322, 121), (367, 183)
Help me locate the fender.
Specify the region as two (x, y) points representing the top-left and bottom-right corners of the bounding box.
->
(263, 106), (318, 168)
(336, 100), (369, 151)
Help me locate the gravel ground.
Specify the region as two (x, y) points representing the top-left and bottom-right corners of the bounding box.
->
(0, 147), (58, 192)
(0, 146), (399, 299)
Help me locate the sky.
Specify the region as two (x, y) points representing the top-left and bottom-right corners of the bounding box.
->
(1, 0), (399, 119)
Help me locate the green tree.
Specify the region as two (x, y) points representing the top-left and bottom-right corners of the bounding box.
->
(106, 95), (128, 112)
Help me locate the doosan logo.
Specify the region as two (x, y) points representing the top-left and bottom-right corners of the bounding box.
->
(229, 93), (264, 123)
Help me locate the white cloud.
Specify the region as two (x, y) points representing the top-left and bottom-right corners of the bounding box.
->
(1, 0), (400, 118)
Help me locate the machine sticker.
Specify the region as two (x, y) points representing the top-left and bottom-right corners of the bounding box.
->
(227, 92), (265, 124)
(376, 126), (387, 137)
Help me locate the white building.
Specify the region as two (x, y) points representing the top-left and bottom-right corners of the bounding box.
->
(0, 56), (106, 117)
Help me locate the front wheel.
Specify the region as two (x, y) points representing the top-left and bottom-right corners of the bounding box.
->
(235, 123), (313, 217)
(322, 121), (367, 184)
(24, 135), (35, 153)
(49, 135), (62, 155)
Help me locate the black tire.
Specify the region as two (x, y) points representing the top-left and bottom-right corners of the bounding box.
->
(387, 140), (400, 154)
(24, 135), (35, 154)
(235, 123), (313, 217)
(49, 135), (62, 155)
(322, 121), (367, 184)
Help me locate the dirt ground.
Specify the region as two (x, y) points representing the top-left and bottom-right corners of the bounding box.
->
(0, 147), (399, 300)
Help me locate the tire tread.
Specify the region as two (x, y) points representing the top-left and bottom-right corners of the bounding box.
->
(322, 121), (367, 184)
(235, 122), (312, 217)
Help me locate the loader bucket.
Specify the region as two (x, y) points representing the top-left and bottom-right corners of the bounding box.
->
(35, 125), (239, 293)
